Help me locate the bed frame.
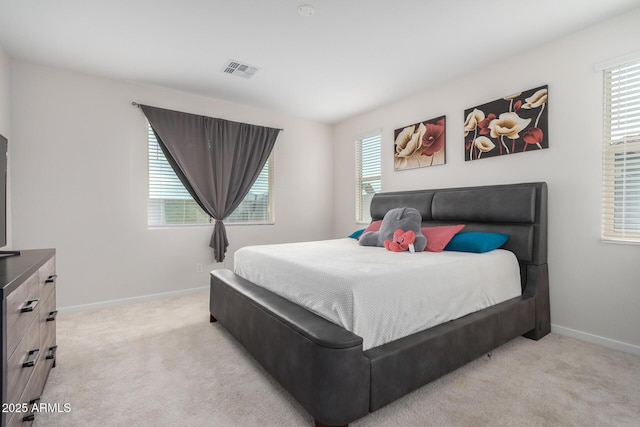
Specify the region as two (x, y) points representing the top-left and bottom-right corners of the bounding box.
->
(209, 182), (549, 427)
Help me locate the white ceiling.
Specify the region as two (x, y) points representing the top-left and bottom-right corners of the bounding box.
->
(0, 0), (639, 124)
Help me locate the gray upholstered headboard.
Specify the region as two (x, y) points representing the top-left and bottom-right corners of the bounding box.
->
(369, 182), (548, 265)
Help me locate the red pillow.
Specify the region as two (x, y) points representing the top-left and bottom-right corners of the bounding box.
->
(421, 225), (465, 252)
(363, 220), (382, 233)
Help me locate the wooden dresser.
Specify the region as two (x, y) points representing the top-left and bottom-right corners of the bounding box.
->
(0, 249), (57, 427)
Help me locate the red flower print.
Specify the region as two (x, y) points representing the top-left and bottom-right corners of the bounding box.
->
(477, 113), (495, 136)
(421, 118), (445, 156)
(514, 100), (522, 112)
(522, 127), (544, 150)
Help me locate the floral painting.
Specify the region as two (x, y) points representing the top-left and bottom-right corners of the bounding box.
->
(464, 85), (548, 161)
(394, 115), (446, 170)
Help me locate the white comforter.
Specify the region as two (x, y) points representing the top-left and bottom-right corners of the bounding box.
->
(234, 238), (521, 350)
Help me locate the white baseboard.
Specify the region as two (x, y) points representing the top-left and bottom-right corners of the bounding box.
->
(552, 324), (640, 356)
(58, 286), (209, 314)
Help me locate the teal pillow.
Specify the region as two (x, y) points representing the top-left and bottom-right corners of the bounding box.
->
(444, 232), (509, 253)
(348, 229), (365, 239)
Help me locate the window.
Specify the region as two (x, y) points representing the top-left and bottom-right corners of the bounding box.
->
(356, 132), (382, 223)
(602, 57), (640, 242)
(148, 124), (273, 226)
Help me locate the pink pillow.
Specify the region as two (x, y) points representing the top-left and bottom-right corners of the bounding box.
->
(421, 225), (466, 252)
(363, 220), (382, 233)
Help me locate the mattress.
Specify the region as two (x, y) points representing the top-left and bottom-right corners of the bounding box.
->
(234, 238), (521, 350)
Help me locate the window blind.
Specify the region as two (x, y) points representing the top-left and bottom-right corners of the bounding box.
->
(602, 58), (640, 242)
(226, 157), (273, 223)
(356, 133), (382, 223)
(147, 124), (273, 226)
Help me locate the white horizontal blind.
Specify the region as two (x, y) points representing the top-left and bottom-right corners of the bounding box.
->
(226, 156), (273, 223)
(356, 133), (382, 223)
(602, 57), (640, 242)
(147, 124), (273, 226)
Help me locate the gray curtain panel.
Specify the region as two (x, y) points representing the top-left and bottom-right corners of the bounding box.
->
(140, 105), (280, 262)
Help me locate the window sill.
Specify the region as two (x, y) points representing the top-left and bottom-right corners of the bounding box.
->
(148, 221), (275, 229)
(601, 237), (640, 246)
(226, 221), (275, 226)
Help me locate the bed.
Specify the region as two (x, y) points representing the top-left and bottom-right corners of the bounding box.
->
(209, 182), (550, 427)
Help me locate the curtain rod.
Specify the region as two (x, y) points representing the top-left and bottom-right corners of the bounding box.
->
(131, 101), (283, 131)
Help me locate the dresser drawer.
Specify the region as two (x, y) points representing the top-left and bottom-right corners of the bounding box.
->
(37, 257), (56, 304)
(6, 368), (43, 427)
(6, 273), (39, 359)
(39, 286), (57, 358)
(6, 319), (41, 407)
(21, 345), (54, 427)
(8, 291), (57, 427)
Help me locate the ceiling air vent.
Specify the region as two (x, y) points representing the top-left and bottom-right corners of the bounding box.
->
(223, 60), (260, 79)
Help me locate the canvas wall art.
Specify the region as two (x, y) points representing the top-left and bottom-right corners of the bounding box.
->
(464, 85), (548, 161)
(394, 115), (446, 170)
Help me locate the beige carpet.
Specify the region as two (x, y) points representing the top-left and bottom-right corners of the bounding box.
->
(34, 291), (640, 427)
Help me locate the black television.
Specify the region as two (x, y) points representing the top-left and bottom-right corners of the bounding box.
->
(0, 133), (19, 256)
(0, 133), (6, 248)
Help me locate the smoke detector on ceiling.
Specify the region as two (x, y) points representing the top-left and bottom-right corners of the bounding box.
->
(223, 60), (260, 79)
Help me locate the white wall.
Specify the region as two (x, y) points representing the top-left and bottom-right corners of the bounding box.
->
(0, 46), (10, 249)
(333, 9), (640, 352)
(10, 61), (334, 309)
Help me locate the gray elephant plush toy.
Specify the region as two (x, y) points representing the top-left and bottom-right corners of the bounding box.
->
(359, 207), (427, 252)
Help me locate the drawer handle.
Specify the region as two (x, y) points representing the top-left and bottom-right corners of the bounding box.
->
(23, 397), (42, 422)
(46, 345), (58, 360)
(46, 310), (58, 322)
(22, 348), (40, 368)
(45, 274), (58, 284)
(22, 413), (36, 422)
(20, 299), (40, 313)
